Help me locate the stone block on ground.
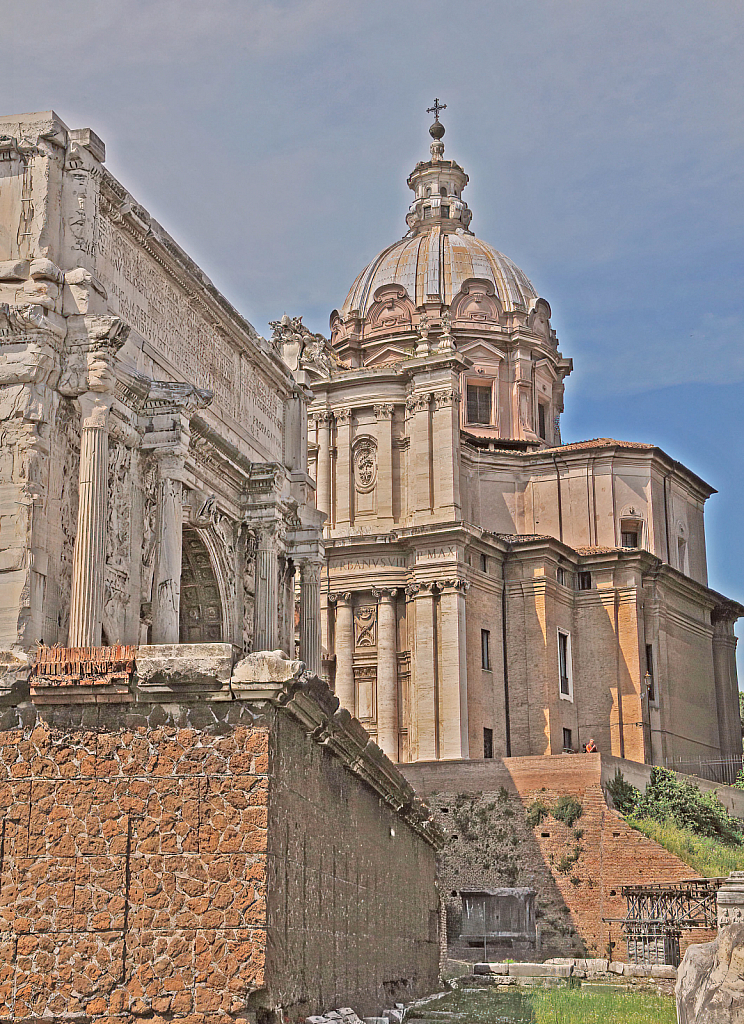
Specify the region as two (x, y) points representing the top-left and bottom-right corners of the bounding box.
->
(609, 961), (625, 974)
(474, 962), (509, 975)
(650, 965), (677, 979)
(508, 963), (572, 978)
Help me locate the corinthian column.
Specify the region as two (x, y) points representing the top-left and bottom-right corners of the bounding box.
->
(331, 592), (354, 712)
(375, 587), (399, 759)
(68, 391), (113, 648)
(299, 560), (323, 675)
(151, 452), (185, 644)
(254, 524), (280, 652)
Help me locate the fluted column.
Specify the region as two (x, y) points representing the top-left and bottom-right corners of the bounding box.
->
(375, 587), (399, 759)
(315, 413), (332, 520)
(254, 524), (280, 652)
(332, 592), (354, 712)
(299, 560), (323, 676)
(68, 392), (113, 647)
(151, 452), (185, 645)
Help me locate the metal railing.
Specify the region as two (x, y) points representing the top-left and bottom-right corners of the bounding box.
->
(663, 755), (743, 787)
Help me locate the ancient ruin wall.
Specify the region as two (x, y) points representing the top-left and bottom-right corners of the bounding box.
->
(402, 755), (715, 963)
(266, 711), (440, 1019)
(0, 701), (270, 1022)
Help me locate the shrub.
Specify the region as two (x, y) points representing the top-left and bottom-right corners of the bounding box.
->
(552, 794), (583, 827)
(526, 798), (549, 827)
(606, 768), (641, 814)
(637, 767), (743, 846)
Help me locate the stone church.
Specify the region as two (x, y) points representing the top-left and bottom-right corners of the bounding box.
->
(283, 110), (743, 769)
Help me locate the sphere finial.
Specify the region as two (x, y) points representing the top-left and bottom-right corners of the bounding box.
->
(427, 98), (447, 140)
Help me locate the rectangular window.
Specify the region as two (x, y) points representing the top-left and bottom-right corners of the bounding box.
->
(563, 727), (573, 752)
(645, 643), (656, 703)
(538, 402), (547, 440)
(481, 629), (491, 670)
(423, 206), (432, 218)
(480, 553), (488, 573)
(558, 630), (571, 698)
(441, 205), (450, 218)
(557, 567), (567, 587)
(577, 571), (592, 591)
(622, 531), (638, 548)
(483, 727), (494, 759)
(466, 383), (493, 425)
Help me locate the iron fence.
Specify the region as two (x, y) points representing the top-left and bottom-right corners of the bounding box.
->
(663, 755), (743, 787)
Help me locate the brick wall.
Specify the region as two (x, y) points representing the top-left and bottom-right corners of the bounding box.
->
(266, 712), (439, 1019)
(402, 754), (715, 964)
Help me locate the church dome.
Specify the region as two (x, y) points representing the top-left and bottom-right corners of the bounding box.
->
(340, 230), (537, 317)
(339, 114), (538, 319)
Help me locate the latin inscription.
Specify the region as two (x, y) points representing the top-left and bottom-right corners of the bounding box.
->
(94, 213), (284, 459)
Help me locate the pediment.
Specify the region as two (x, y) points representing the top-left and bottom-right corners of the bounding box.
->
(451, 278), (503, 324)
(366, 284), (414, 333)
(364, 342), (413, 366)
(458, 337), (507, 363)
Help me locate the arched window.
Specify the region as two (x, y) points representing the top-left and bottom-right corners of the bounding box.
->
(440, 185), (447, 196)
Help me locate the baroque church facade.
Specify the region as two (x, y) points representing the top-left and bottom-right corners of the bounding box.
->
(280, 113), (743, 768)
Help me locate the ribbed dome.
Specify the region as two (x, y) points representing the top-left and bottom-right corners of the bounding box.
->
(341, 227), (538, 317)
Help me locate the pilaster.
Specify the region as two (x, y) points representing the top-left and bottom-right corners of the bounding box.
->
(330, 592), (354, 712)
(438, 578), (470, 759)
(315, 413), (333, 520)
(431, 387), (462, 519)
(299, 560), (323, 676)
(374, 586), (398, 759)
(374, 404), (395, 525)
(407, 582), (438, 760)
(335, 408), (352, 528)
(254, 522), (282, 652)
(406, 395), (432, 519)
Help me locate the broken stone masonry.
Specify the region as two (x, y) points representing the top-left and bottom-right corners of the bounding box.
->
(0, 648), (442, 1021)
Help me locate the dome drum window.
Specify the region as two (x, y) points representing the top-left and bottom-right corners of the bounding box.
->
(619, 512), (645, 549)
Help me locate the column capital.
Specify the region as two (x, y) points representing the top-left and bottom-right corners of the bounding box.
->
(335, 407), (352, 426)
(372, 586), (398, 601)
(374, 403), (394, 420)
(329, 591), (352, 605)
(300, 559), (324, 584)
(77, 390), (114, 428)
(311, 410), (334, 427)
(151, 447), (187, 480)
(405, 393), (430, 414)
(440, 577), (470, 593)
(432, 388), (461, 410)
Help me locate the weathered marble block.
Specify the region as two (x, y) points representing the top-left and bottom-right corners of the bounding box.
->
(135, 642), (234, 699)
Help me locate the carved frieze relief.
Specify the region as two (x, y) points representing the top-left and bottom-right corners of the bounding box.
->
(354, 605), (377, 647)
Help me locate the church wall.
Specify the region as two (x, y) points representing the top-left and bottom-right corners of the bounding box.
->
(463, 571), (507, 759)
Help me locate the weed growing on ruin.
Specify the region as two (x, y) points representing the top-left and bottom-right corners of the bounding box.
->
(526, 798), (549, 827)
(551, 795), (583, 828)
(627, 816), (744, 877)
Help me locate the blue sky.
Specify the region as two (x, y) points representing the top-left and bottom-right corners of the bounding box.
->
(7, 0), (744, 665)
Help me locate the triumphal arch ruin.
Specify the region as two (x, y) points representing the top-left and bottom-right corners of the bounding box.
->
(0, 110), (323, 674)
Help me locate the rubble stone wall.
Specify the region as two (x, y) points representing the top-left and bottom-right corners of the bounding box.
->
(0, 700), (271, 1023)
(266, 711), (440, 1019)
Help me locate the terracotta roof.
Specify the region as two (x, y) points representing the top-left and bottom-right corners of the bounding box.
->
(540, 438), (654, 454)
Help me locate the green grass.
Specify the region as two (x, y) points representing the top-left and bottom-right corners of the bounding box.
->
(412, 985), (676, 1023)
(627, 814), (744, 877)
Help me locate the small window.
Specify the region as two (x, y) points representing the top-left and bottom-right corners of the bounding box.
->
(467, 383), (492, 425)
(577, 571), (592, 591)
(481, 629), (491, 670)
(441, 205), (450, 218)
(480, 553), (488, 573)
(558, 631), (571, 696)
(563, 727), (573, 753)
(484, 727), (494, 759)
(440, 186), (447, 196)
(557, 567), (566, 587)
(537, 402), (547, 440)
(423, 206), (432, 218)
(621, 531), (638, 548)
(645, 644), (656, 703)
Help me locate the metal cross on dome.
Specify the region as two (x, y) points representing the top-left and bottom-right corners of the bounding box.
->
(427, 98), (446, 122)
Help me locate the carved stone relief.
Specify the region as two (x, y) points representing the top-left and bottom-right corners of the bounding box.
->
(352, 436), (377, 493)
(354, 664), (377, 723)
(354, 605), (377, 648)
